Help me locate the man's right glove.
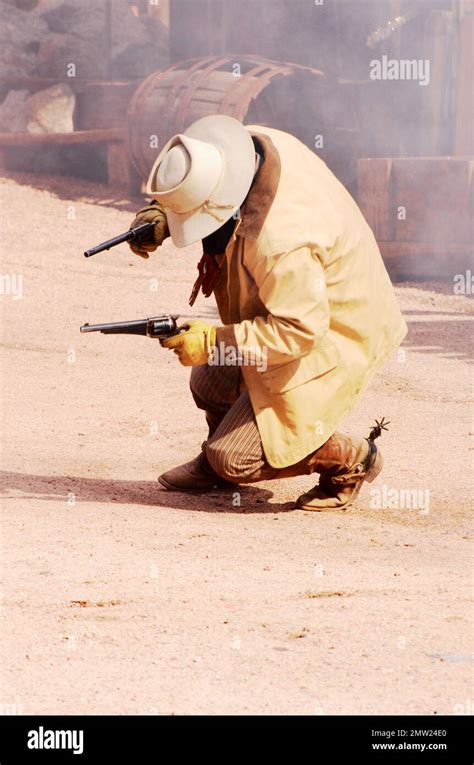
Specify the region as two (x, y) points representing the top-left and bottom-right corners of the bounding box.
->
(161, 320), (217, 366)
(128, 201), (169, 259)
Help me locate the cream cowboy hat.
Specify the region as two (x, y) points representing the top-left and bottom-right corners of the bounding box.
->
(145, 115), (256, 247)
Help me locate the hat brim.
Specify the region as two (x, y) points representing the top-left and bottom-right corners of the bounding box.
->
(146, 115), (256, 248)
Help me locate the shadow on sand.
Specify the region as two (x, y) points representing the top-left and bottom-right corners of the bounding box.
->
(0, 471), (297, 514)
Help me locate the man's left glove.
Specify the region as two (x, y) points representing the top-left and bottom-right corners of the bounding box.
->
(129, 201), (169, 259)
(161, 320), (217, 366)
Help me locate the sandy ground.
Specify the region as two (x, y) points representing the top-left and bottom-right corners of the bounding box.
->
(0, 173), (472, 716)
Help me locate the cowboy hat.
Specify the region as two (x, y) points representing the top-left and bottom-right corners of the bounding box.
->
(145, 115), (256, 247)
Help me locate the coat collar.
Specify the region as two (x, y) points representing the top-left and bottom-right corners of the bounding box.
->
(237, 132), (281, 241)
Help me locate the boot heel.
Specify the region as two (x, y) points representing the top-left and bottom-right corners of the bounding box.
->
(366, 450), (383, 483)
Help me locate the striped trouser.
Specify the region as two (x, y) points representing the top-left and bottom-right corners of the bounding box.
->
(190, 363), (280, 483)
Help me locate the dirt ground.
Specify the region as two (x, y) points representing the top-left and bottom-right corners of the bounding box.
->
(0, 173), (472, 716)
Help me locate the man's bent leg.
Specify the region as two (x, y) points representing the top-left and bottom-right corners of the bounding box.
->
(206, 399), (384, 509)
(165, 365), (384, 505)
(158, 364), (244, 492)
(190, 364), (242, 437)
(205, 390), (279, 483)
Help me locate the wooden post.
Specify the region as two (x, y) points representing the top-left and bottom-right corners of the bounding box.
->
(454, 13), (474, 154)
(106, 142), (142, 196)
(423, 10), (454, 155)
(357, 159), (393, 241)
(148, 0), (170, 27)
(105, 0), (112, 81)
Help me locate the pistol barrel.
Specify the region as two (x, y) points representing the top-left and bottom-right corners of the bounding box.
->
(83, 222), (156, 258)
(80, 315), (180, 338)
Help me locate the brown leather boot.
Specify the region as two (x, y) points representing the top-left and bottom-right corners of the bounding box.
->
(297, 420), (387, 511)
(158, 451), (236, 492)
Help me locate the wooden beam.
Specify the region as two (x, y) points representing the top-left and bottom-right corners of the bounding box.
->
(380, 240), (473, 279)
(379, 241), (473, 257)
(0, 129), (125, 146)
(392, 157), (473, 244)
(0, 77), (138, 91)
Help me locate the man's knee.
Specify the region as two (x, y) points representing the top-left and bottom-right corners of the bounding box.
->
(205, 440), (245, 482)
(190, 364), (240, 411)
(206, 440), (278, 483)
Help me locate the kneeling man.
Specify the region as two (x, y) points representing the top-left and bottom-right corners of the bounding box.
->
(129, 115), (407, 510)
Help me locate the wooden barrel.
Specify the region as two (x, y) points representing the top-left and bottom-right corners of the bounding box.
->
(126, 55), (339, 183)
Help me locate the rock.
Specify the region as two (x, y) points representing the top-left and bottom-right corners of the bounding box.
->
(112, 17), (169, 79)
(35, 30), (97, 80)
(0, 89), (29, 131)
(111, 39), (167, 80)
(3, 0), (38, 11)
(0, 0), (169, 82)
(0, 0), (49, 77)
(41, 0), (146, 52)
(37, 0), (168, 79)
(26, 83), (75, 133)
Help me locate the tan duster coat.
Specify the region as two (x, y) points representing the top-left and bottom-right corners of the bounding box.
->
(212, 125), (407, 469)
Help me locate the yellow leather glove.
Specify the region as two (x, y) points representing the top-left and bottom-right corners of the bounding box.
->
(128, 201), (169, 259)
(161, 320), (217, 366)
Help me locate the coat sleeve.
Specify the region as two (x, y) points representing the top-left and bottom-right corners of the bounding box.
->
(216, 245), (330, 366)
